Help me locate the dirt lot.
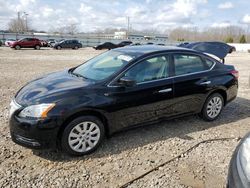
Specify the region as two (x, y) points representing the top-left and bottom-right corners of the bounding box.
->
(0, 47), (249, 188)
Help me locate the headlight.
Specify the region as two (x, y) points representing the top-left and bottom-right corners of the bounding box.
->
(237, 136), (250, 187)
(19, 103), (55, 118)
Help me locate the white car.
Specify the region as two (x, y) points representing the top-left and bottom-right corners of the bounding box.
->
(5, 39), (16, 47)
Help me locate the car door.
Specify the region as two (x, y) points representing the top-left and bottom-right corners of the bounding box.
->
(67, 40), (73, 48)
(20, 38), (29, 47)
(172, 52), (214, 115)
(27, 38), (35, 47)
(106, 54), (175, 131)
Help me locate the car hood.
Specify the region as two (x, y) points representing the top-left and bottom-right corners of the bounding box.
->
(15, 70), (92, 105)
(10, 41), (18, 46)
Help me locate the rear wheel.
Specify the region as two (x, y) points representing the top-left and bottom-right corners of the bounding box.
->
(35, 45), (40, 50)
(57, 46), (62, 50)
(61, 116), (105, 156)
(74, 46), (79, 50)
(15, 45), (21, 50)
(200, 93), (224, 121)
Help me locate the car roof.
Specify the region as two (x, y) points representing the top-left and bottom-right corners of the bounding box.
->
(114, 45), (198, 56)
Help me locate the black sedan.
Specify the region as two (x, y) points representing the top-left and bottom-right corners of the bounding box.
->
(53, 40), (82, 50)
(227, 132), (250, 188)
(116, 41), (133, 47)
(93, 42), (117, 50)
(9, 45), (238, 156)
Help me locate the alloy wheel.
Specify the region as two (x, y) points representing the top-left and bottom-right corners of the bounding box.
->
(206, 96), (223, 119)
(68, 121), (101, 153)
(15, 45), (21, 50)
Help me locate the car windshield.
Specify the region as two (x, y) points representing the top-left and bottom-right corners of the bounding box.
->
(72, 50), (136, 81)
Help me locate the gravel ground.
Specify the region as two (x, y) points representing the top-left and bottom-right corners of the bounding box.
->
(0, 47), (249, 188)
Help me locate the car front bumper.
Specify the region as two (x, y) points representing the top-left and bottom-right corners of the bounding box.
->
(9, 115), (60, 149)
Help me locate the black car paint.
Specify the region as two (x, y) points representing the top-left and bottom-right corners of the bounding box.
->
(179, 42), (235, 60)
(117, 41), (133, 47)
(94, 42), (117, 50)
(94, 41), (132, 50)
(9, 45), (238, 149)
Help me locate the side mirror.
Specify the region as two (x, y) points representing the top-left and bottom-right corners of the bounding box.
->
(118, 77), (136, 87)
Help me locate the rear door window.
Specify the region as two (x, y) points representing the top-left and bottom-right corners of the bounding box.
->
(173, 54), (207, 76)
(204, 58), (215, 68)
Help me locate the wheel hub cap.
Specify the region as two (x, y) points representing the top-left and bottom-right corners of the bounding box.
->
(68, 121), (100, 152)
(206, 97), (222, 119)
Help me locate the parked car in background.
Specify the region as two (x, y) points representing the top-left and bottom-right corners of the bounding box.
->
(177, 42), (190, 47)
(116, 41), (133, 47)
(53, 40), (82, 50)
(93, 42), (117, 50)
(9, 38), (42, 50)
(40, 40), (48, 47)
(47, 39), (57, 47)
(131, 42), (141, 46)
(227, 132), (250, 188)
(5, 39), (16, 47)
(9, 45), (238, 156)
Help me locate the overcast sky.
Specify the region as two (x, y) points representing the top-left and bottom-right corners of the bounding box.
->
(0, 0), (250, 32)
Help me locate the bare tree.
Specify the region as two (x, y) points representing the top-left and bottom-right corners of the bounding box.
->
(8, 12), (30, 33)
(169, 25), (250, 42)
(66, 24), (78, 35)
(53, 24), (78, 35)
(8, 18), (26, 33)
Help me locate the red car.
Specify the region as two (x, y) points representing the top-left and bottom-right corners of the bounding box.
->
(10, 38), (42, 50)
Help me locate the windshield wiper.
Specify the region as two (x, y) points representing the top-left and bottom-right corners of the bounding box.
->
(70, 70), (89, 79)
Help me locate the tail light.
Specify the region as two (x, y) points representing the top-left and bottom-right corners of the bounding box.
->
(230, 70), (239, 79)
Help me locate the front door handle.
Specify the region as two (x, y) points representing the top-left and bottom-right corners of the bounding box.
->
(200, 81), (211, 85)
(158, 88), (172, 93)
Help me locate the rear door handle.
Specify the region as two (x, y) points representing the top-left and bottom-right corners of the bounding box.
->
(158, 88), (172, 93)
(200, 81), (211, 85)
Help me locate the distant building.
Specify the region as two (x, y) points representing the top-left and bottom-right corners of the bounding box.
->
(114, 31), (127, 39)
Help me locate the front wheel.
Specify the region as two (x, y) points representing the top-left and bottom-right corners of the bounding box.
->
(15, 45), (21, 50)
(61, 116), (105, 156)
(200, 93), (224, 121)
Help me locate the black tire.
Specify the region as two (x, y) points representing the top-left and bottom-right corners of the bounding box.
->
(57, 46), (62, 50)
(15, 45), (21, 50)
(74, 46), (79, 50)
(200, 93), (224, 121)
(61, 116), (105, 156)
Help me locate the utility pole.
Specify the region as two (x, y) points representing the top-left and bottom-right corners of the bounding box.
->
(23, 12), (28, 32)
(17, 11), (20, 32)
(127, 16), (130, 39)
